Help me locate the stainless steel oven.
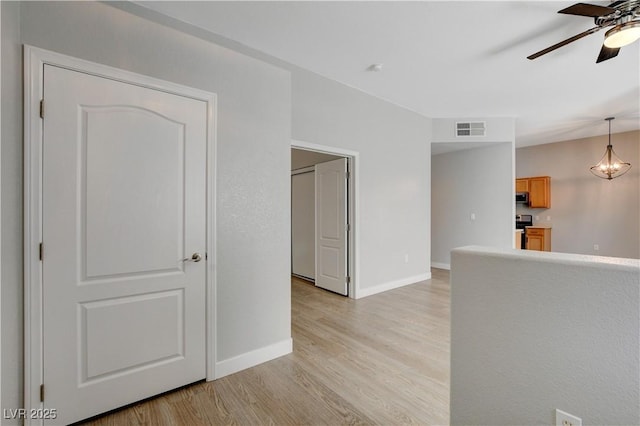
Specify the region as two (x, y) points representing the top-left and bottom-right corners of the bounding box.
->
(515, 214), (533, 249)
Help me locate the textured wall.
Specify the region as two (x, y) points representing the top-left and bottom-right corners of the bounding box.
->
(431, 143), (514, 268)
(1, 1), (24, 416)
(451, 246), (640, 425)
(3, 0), (291, 416)
(121, 0), (434, 296)
(292, 69), (432, 292)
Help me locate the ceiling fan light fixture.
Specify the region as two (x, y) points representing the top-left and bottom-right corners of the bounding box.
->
(604, 21), (640, 48)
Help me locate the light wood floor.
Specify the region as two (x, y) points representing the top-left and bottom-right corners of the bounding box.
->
(82, 269), (451, 425)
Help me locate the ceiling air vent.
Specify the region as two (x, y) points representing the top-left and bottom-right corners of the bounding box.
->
(456, 121), (486, 137)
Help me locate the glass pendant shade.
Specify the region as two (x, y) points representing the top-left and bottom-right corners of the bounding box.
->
(590, 144), (631, 180)
(590, 117), (631, 180)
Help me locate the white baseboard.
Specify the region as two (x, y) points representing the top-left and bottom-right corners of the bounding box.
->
(431, 262), (451, 270)
(214, 338), (292, 379)
(356, 272), (431, 299)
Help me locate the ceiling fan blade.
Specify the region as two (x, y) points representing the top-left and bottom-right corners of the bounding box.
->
(596, 44), (620, 62)
(558, 3), (616, 17)
(527, 26), (601, 60)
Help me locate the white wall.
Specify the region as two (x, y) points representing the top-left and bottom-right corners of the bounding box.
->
(431, 117), (515, 269)
(116, 0), (434, 297)
(431, 143), (514, 268)
(292, 70), (432, 295)
(2, 0), (291, 415)
(451, 246), (640, 425)
(516, 131), (640, 258)
(1, 1), (23, 415)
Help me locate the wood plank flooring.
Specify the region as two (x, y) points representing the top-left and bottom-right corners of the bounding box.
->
(82, 269), (450, 425)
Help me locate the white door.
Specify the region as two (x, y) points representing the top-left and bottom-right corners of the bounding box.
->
(315, 158), (348, 295)
(291, 171), (315, 280)
(42, 65), (207, 424)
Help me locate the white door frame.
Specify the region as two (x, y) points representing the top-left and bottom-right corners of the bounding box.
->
(23, 45), (217, 423)
(291, 140), (359, 298)
(0, 4), (3, 414)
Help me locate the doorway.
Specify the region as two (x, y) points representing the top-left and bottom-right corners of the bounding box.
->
(290, 141), (359, 298)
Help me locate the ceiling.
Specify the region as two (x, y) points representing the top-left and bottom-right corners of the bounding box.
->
(133, 1), (640, 148)
(291, 149), (342, 170)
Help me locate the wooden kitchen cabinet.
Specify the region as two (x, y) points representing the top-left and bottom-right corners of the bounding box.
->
(528, 176), (550, 208)
(515, 176), (551, 208)
(515, 178), (529, 193)
(526, 227), (551, 251)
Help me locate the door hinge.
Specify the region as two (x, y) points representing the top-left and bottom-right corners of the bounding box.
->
(40, 384), (45, 402)
(346, 276), (351, 284)
(346, 223), (351, 232)
(39, 243), (43, 261)
(345, 171), (350, 180)
(40, 99), (45, 119)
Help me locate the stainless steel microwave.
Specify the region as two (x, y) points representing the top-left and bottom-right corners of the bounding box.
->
(516, 192), (529, 203)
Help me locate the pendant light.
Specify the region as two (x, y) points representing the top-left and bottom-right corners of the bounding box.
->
(590, 117), (631, 180)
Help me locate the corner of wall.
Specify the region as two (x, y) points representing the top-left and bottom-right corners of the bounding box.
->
(214, 338), (292, 379)
(430, 262), (450, 271)
(356, 272), (431, 299)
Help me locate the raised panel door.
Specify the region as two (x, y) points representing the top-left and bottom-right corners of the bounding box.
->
(315, 158), (348, 295)
(42, 65), (207, 424)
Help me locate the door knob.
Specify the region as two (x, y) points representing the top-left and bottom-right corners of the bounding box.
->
(182, 253), (202, 263)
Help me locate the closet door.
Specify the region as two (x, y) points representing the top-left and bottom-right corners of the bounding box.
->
(291, 171), (315, 280)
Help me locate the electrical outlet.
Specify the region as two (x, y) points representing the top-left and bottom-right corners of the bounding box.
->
(556, 409), (581, 426)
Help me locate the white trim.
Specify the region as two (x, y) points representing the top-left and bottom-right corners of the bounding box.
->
(215, 338), (293, 379)
(431, 262), (451, 270)
(356, 272), (432, 299)
(0, 4), (3, 418)
(205, 68), (218, 383)
(23, 45), (218, 423)
(291, 139), (360, 298)
(512, 136), (517, 249)
(24, 44), (44, 425)
(292, 139), (358, 158)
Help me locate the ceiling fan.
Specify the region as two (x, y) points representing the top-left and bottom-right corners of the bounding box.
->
(527, 1), (640, 63)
